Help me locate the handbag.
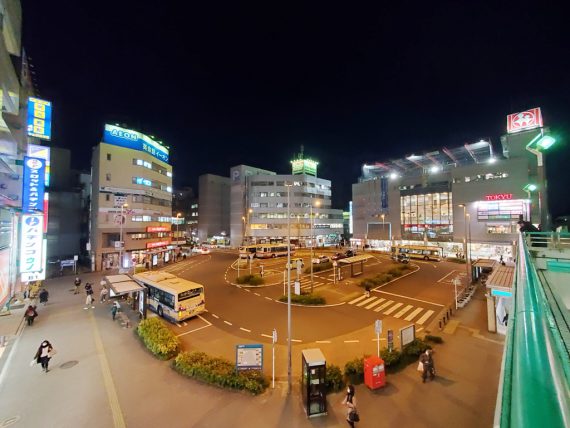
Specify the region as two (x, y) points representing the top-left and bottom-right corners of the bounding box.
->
(349, 409), (360, 422)
(29, 359), (37, 367)
(417, 361), (424, 372)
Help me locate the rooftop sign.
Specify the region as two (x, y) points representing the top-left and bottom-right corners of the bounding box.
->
(27, 97), (52, 140)
(291, 158), (318, 176)
(507, 108), (543, 134)
(103, 124), (169, 163)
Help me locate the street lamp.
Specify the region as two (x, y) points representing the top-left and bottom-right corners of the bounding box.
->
(458, 204), (469, 279)
(242, 208), (253, 245)
(176, 212), (181, 245)
(523, 184), (538, 222)
(310, 199), (321, 293)
(285, 182), (293, 394)
(119, 203), (128, 270)
(466, 213), (472, 267)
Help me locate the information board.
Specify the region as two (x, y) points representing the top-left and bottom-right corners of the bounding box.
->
(236, 344), (263, 371)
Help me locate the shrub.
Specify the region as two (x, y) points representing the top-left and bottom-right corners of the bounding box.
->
(380, 348), (402, 367)
(447, 257), (466, 264)
(173, 351), (269, 394)
(325, 364), (344, 393)
(344, 357), (365, 384)
(136, 317), (180, 360)
(358, 265), (413, 288)
(402, 339), (431, 358)
(278, 293), (325, 305)
(304, 262), (333, 274)
(425, 335), (444, 344)
(236, 274), (264, 285)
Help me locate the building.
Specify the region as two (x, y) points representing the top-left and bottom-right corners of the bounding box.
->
(89, 124), (173, 271)
(172, 186), (196, 244)
(197, 174), (231, 245)
(352, 108), (553, 259)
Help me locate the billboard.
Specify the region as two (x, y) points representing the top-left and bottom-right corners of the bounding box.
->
(20, 214), (44, 274)
(291, 158), (318, 176)
(27, 97), (52, 140)
(22, 157), (46, 213)
(21, 239), (47, 282)
(507, 108), (543, 134)
(103, 124), (169, 163)
(27, 144), (51, 187)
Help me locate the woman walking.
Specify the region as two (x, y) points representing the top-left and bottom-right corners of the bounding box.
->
(341, 384), (359, 427)
(25, 305), (38, 326)
(34, 340), (54, 373)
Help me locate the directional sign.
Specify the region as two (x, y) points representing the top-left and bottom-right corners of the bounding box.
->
(375, 319), (383, 335)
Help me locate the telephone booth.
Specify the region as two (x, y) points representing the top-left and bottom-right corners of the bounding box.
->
(301, 348), (327, 418)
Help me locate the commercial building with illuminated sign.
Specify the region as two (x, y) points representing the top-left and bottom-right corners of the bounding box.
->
(22, 157), (46, 213)
(352, 111), (551, 259)
(89, 125), (174, 271)
(20, 214), (44, 275)
(27, 97), (52, 140)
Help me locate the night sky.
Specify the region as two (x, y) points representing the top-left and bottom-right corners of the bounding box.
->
(22, 1), (570, 216)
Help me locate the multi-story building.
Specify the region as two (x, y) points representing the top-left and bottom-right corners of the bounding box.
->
(197, 174), (231, 245)
(89, 124), (173, 271)
(172, 186), (196, 244)
(352, 108), (553, 260)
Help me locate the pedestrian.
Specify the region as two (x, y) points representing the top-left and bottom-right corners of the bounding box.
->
(74, 277), (81, 294)
(39, 288), (49, 305)
(365, 286), (371, 298)
(34, 340), (55, 373)
(84, 293), (94, 309)
(341, 384), (359, 427)
(25, 305), (38, 326)
(419, 349), (435, 383)
(111, 304), (118, 321)
(100, 287), (108, 303)
(85, 282), (93, 296)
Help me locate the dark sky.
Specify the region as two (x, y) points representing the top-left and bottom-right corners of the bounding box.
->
(22, 1), (570, 216)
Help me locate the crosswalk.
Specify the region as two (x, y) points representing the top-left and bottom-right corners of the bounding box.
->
(295, 276), (329, 291)
(347, 294), (435, 325)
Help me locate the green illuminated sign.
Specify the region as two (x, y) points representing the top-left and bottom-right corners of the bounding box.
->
(291, 158), (318, 176)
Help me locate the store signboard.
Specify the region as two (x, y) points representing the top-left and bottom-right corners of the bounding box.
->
(291, 158), (318, 176)
(21, 239), (47, 282)
(27, 144), (51, 186)
(20, 214), (44, 273)
(147, 226), (170, 233)
(113, 195), (128, 207)
(400, 325), (416, 348)
(146, 240), (170, 249)
(22, 157), (46, 213)
(27, 97), (52, 140)
(507, 108), (543, 134)
(485, 193), (513, 201)
(103, 124), (169, 163)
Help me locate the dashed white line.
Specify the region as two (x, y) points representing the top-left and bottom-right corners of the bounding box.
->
(344, 340), (360, 343)
(176, 323), (182, 328)
(261, 334), (273, 339)
(264, 297), (273, 301)
(212, 314), (220, 319)
(254, 293), (261, 296)
(316, 340), (331, 344)
(224, 320), (233, 326)
(240, 327), (251, 333)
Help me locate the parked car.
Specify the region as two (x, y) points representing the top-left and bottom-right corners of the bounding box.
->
(331, 252), (347, 261)
(396, 253), (410, 264)
(312, 255), (330, 264)
(345, 249), (357, 257)
(286, 258), (305, 269)
(192, 247), (210, 255)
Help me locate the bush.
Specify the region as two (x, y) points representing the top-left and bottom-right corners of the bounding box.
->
(344, 357), (365, 384)
(236, 274), (264, 285)
(380, 348), (402, 367)
(325, 364), (344, 393)
(402, 339), (431, 358)
(173, 351), (269, 394)
(304, 262), (333, 274)
(136, 317), (180, 360)
(278, 293), (325, 305)
(447, 257), (466, 264)
(425, 335), (444, 344)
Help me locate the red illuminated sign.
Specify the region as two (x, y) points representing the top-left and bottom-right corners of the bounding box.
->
(146, 226), (170, 233)
(485, 193), (513, 201)
(507, 108), (543, 134)
(146, 240), (170, 249)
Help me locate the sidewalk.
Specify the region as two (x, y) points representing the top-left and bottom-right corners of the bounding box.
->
(0, 270), (504, 428)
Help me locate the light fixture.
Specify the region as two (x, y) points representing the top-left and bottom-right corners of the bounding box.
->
(488, 157), (496, 164)
(527, 134), (557, 152)
(430, 166), (440, 174)
(389, 172), (398, 180)
(523, 184), (538, 192)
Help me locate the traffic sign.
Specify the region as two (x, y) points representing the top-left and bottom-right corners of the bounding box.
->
(272, 328), (277, 343)
(387, 329), (394, 352)
(374, 319), (382, 334)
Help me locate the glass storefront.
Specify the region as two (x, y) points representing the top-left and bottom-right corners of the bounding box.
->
(401, 192), (453, 241)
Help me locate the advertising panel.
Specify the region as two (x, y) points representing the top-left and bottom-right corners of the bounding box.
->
(146, 226), (170, 232)
(27, 144), (51, 186)
(381, 177), (388, 209)
(103, 124), (169, 163)
(20, 214), (44, 274)
(22, 157), (46, 213)
(507, 108), (543, 134)
(291, 158), (318, 176)
(146, 240), (170, 249)
(235, 344), (263, 370)
(27, 97), (52, 140)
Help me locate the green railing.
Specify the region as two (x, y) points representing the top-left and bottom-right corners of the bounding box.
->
(494, 233), (570, 427)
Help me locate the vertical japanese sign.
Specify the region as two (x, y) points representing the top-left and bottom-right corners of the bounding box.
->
(381, 177), (388, 209)
(20, 214), (44, 274)
(22, 157), (46, 213)
(27, 97), (52, 140)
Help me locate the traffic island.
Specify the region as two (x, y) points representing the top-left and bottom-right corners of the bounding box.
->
(278, 293), (326, 305)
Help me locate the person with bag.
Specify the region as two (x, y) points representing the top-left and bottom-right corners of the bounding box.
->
(39, 288), (49, 305)
(25, 305), (38, 326)
(34, 340), (55, 373)
(341, 384), (359, 427)
(419, 349), (435, 383)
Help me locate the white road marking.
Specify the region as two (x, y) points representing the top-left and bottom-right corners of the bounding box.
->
(344, 340), (360, 343)
(384, 302), (403, 315)
(416, 310), (435, 325)
(254, 293), (261, 296)
(264, 297), (273, 301)
(261, 334), (273, 339)
(416, 328), (424, 333)
(348, 295), (368, 305)
(175, 315), (213, 337)
(212, 314), (220, 319)
(405, 307), (424, 321)
(357, 297), (378, 307)
(393, 304), (414, 319)
(366, 298), (385, 310)
(240, 327), (251, 333)
(183, 322), (188, 326)
(437, 270), (458, 283)
(376, 290), (445, 306)
(291, 339), (302, 343)
(224, 320), (233, 326)
(374, 300), (394, 312)
(176, 323), (182, 328)
(316, 340), (331, 344)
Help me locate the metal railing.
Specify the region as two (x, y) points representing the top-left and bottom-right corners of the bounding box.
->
(494, 233), (570, 427)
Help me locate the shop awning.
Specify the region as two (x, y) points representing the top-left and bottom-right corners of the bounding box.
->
(486, 264), (515, 290)
(104, 274), (144, 296)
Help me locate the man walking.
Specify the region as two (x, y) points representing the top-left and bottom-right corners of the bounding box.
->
(419, 349), (435, 383)
(74, 277), (81, 294)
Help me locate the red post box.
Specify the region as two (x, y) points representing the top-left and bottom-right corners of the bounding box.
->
(364, 356), (386, 390)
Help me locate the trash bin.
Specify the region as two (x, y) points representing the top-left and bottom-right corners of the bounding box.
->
(364, 356), (385, 390)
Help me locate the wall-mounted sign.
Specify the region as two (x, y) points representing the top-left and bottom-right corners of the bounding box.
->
(146, 240), (170, 249)
(103, 124), (169, 163)
(485, 193), (513, 201)
(27, 144), (51, 186)
(22, 157), (46, 213)
(20, 214), (44, 274)
(507, 108), (543, 134)
(146, 226), (170, 233)
(27, 97), (52, 140)
(21, 239), (47, 282)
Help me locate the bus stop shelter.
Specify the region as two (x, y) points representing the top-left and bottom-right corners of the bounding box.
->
(104, 274), (148, 319)
(485, 264), (514, 335)
(472, 258), (496, 281)
(338, 254), (374, 278)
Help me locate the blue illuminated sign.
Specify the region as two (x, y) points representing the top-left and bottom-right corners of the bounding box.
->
(22, 157), (46, 213)
(27, 97), (52, 140)
(103, 124), (169, 163)
(491, 289), (512, 297)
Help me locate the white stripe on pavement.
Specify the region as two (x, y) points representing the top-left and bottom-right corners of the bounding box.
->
(377, 290), (444, 306)
(348, 295), (368, 305)
(374, 300), (394, 312)
(224, 320), (233, 326)
(366, 298), (385, 310)
(405, 307), (424, 321)
(393, 304), (414, 319)
(383, 302), (403, 315)
(416, 310), (435, 325)
(240, 327), (251, 333)
(356, 297), (378, 307)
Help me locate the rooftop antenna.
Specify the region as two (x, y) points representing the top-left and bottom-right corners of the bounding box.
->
(298, 145), (304, 160)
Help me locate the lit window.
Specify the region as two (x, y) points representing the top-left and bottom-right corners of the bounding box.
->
(137, 159), (144, 166)
(166, 186), (172, 193)
(167, 171), (172, 177)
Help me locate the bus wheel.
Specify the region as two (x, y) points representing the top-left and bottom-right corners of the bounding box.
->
(272, 254), (276, 258)
(424, 256), (429, 261)
(158, 306), (164, 317)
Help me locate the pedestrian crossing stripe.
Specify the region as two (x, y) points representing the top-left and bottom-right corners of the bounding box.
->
(374, 300), (394, 312)
(393, 304), (414, 319)
(356, 297), (377, 307)
(383, 302), (403, 315)
(365, 298), (385, 310)
(416, 310), (435, 325)
(405, 307), (424, 321)
(348, 295), (368, 305)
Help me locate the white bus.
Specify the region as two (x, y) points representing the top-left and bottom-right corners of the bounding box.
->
(239, 245), (259, 259)
(256, 244), (295, 259)
(391, 245), (443, 261)
(133, 271), (205, 322)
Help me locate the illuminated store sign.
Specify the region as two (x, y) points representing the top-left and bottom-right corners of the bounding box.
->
(485, 193), (513, 201)
(103, 124), (169, 163)
(21, 239), (47, 282)
(291, 158), (318, 176)
(27, 97), (52, 140)
(147, 226), (170, 233)
(507, 108), (543, 134)
(22, 157), (46, 213)
(146, 240), (170, 249)
(20, 214), (44, 274)
(27, 144), (51, 186)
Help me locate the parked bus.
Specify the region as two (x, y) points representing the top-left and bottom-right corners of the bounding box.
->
(133, 271), (205, 322)
(256, 244), (295, 259)
(391, 245), (442, 261)
(239, 245), (259, 259)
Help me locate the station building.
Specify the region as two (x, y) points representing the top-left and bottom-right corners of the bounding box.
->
(89, 124), (174, 271)
(352, 109), (553, 260)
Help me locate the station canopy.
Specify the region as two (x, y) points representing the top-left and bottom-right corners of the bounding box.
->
(104, 274), (144, 296)
(338, 254), (374, 264)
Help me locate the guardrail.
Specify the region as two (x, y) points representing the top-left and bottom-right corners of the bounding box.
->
(494, 233), (570, 427)
(524, 231), (570, 251)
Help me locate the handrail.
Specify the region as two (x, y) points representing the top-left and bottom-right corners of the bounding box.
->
(495, 233), (570, 427)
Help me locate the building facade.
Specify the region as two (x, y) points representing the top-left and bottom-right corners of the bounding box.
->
(197, 174), (231, 245)
(89, 124), (173, 271)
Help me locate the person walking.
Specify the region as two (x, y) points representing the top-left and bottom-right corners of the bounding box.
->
(39, 288), (49, 306)
(74, 277), (81, 294)
(34, 340), (54, 373)
(85, 282), (93, 296)
(419, 349), (435, 383)
(341, 384), (359, 427)
(111, 303), (118, 321)
(25, 305), (38, 326)
(100, 287), (108, 303)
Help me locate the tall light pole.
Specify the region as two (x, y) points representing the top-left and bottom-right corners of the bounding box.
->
(285, 182), (293, 393)
(466, 213), (472, 267)
(526, 133), (556, 230)
(175, 212), (181, 246)
(458, 204), (469, 279)
(119, 203), (128, 270)
(310, 199), (321, 293)
(381, 214), (385, 241)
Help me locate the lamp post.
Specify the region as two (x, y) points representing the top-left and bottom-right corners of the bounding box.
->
(285, 182), (293, 393)
(523, 184), (538, 223)
(119, 203), (128, 270)
(381, 213), (385, 239)
(175, 212), (181, 245)
(458, 204), (469, 279)
(466, 213), (472, 269)
(242, 208), (253, 245)
(310, 200), (321, 293)
(526, 133), (556, 230)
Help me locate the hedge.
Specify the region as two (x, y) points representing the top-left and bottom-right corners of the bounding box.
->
(236, 274), (264, 285)
(173, 351), (268, 395)
(344, 357), (365, 384)
(303, 262), (333, 274)
(278, 293), (325, 305)
(358, 265), (413, 288)
(136, 317), (180, 360)
(325, 364), (344, 393)
(425, 335), (444, 344)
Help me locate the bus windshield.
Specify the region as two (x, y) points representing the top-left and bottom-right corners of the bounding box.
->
(392, 245), (442, 261)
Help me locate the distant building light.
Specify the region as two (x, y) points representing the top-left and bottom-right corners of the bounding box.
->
(389, 172), (398, 180)
(430, 166), (440, 174)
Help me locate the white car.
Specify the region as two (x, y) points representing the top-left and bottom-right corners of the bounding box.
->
(312, 255), (330, 264)
(198, 247), (211, 255)
(286, 258), (305, 269)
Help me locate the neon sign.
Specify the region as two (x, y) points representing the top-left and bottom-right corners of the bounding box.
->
(103, 124), (169, 163)
(22, 157), (46, 213)
(146, 226), (170, 233)
(507, 108), (543, 134)
(146, 240), (170, 249)
(485, 193), (513, 201)
(20, 214), (44, 274)
(27, 97), (52, 140)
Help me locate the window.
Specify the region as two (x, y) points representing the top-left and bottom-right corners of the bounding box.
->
(486, 223), (517, 234)
(106, 173), (111, 181)
(105, 194), (110, 201)
(106, 153), (112, 161)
